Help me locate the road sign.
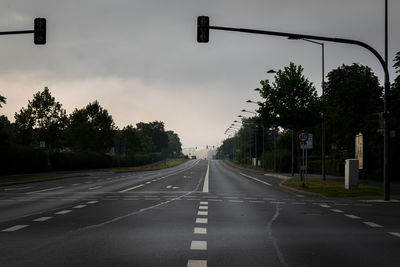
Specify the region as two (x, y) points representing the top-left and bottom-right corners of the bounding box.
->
(298, 130), (309, 142)
(300, 134), (313, 149)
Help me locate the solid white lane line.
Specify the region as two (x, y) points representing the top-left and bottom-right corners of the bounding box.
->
(199, 206), (208, 210)
(345, 214), (361, 219)
(200, 201), (208, 205)
(196, 218), (208, 224)
(363, 222), (383, 228)
(240, 172), (272, 186)
(4, 186), (32, 191)
(33, 216), (53, 222)
(119, 184), (144, 193)
(87, 200), (99, 204)
(229, 200), (244, 203)
(190, 241), (207, 250)
(89, 186), (102, 190)
(388, 232), (400, 238)
(202, 161), (209, 193)
(194, 227), (207, 234)
(331, 209), (344, 213)
(197, 211), (208, 216)
(73, 204), (87, 209)
(55, 210), (72, 215)
(2, 225), (29, 232)
(27, 186), (64, 194)
(187, 260), (207, 267)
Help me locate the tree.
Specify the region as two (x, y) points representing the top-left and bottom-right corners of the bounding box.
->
(121, 125), (155, 154)
(136, 121), (168, 152)
(257, 62), (320, 132)
(14, 87), (67, 148)
(166, 130), (182, 156)
(67, 101), (115, 153)
(0, 95), (6, 108)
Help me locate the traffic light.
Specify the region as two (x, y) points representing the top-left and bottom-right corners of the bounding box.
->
(34, 18), (46, 45)
(197, 16), (209, 43)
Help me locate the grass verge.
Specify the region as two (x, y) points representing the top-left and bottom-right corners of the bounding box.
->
(0, 174), (77, 186)
(103, 158), (190, 173)
(282, 178), (400, 197)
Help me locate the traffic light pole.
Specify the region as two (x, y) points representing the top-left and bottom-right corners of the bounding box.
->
(0, 18), (46, 44)
(206, 24), (391, 201)
(0, 30), (34, 35)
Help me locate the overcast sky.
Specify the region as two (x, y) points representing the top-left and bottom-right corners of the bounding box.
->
(0, 0), (399, 149)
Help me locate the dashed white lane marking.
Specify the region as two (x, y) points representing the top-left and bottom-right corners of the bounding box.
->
(152, 179), (157, 182)
(194, 227), (207, 234)
(89, 186), (102, 190)
(200, 201), (208, 205)
(331, 209), (344, 213)
(4, 186), (32, 191)
(73, 204), (87, 209)
(145, 182), (151, 184)
(199, 206), (208, 210)
(296, 194), (304, 197)
(197, 211), (208, 216)
(55, 210), (72, 215)
(202, 161), (209, 193)
(33, 216), (53, 222)
(388, 232), (400, 238)
(2, 225), (29, 232)
(72, 183), (80, 186)
(345, 214), (361, 219)
(196, 218), (208, 224)
(172, 187), (179, 189)
(187, 260), (207, 267)
(190, 241), (207, 250)
(87, 200), (99, 204)
(27, 186), (64, 194)
(119, 184), (144, 193)
(166, 185), (173, 189)
(320, 204), (331, 208)
(363, 222), (383, 228)
(240, 172), (272, 186)
(249, 200), (265, 203)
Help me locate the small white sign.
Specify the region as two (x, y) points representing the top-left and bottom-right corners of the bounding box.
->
(300, 134), (313, 149)
(40, 141), (45, 148)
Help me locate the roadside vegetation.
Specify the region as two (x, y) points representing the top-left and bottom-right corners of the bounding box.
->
(103, 158), (190, 173)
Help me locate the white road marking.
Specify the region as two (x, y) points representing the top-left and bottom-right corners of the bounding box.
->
(363, 222), (383, 228)
(73, 204), (87, 209)
(152, 179), (157, 182)
(296, 194), (304, 197)
(249, 200), (265, 203)
(119, 184), (144, 193)
(166, 185), (173, 189)
(2, 225), (29, 232)
(196, 218), (208, 224)
(172, 187), (179, 189)
(187, 260), (207, 267)
(331, 209), (344, 213)
(187, 199), (201, 201)
(87, 200), (99, 204)
(55, 210), (72, 215)
(199, 206), (208, 210)
(27, 186), (64, 194)
(200, 201), (208, 205)
(194, 227), (207, 234)
(229, 200), (244, 203)
(72, 183), (80, 186)
(240, 172), (272, 186)
(345, 214), (361, 219)
(207, 199), (222, 202)
(388, 232), (400, 238)
(190, 241), (207, 250)
(145, 182), (151, 184)
(320, 204), (331, 208)
(4, 186), (32, 191)
(197, 211), (208, 216)
(271, 201), (285, 204)
(89, 186), (102, 190)
(202, 161), (209, 193)
(291, 202), (306, 205)
(33, 216), (53, 222)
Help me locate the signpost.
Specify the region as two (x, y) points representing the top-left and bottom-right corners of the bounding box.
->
(355, 133), (364, 179)
(298, 131), (312, 187)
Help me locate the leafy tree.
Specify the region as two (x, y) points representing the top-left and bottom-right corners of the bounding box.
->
(0, 95), (6, 108)
(121, 125), (155, 154)
(166, 130), (182, 156)
(136, 121), (168, 152)
(67, 100), (116, 153)
(257, 62), (320, 132)
(14, 87), (68, 148)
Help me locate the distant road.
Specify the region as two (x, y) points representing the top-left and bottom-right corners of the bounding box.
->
(0, 159), (399, 266)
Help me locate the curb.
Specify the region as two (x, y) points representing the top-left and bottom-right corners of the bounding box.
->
(0, 174), (91, 187)
(278, 182), (326, 198)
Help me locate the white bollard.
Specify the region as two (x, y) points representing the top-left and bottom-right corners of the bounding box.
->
(345, 159), (359, 189)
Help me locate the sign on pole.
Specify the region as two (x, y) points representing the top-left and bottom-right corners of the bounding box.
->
(355, 133), (363, 170)
(298, 130), (309, 143)
(300, 134), (313, 150)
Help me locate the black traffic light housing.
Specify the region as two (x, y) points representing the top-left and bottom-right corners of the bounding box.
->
(34, 18), (46, 45)
(197, 16), (209, 43)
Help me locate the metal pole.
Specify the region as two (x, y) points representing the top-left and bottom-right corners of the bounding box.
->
(322, 43), (326, 180)
(384, 0), (390, 201)
(262, 126), (265, 169)
(274, 128), (277, 171)
(255, 125), (258, 166)
(291, 130), (295, 176)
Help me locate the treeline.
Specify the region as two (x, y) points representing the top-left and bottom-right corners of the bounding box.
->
(218, 52), (400, 181)
(0, 87), (183, 175)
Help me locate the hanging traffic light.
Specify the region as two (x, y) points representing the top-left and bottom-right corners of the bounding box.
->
(34, 18), (46, 45)
(197, 16), (209, 43)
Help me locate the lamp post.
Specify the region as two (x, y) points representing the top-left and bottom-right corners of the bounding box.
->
(242, 109), (258, 166)
(246, 99), (266, 169)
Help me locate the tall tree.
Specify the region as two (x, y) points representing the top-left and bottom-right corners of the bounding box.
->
(166, 130), (182, 156)
(14, 87), (67, 148)
(121, 125), (155, 154)
(67, 101), (115, 153)
(136, 121), (168, 152)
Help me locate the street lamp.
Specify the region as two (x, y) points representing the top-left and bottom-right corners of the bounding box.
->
(247, 99), (266, 169)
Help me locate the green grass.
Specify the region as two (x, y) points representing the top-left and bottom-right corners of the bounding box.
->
(0, 174), (76, 185)
(282, 178), (400, 197)
(103, 158), (189, 173)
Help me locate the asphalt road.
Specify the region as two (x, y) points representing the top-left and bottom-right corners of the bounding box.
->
(0, 159), (399, 267)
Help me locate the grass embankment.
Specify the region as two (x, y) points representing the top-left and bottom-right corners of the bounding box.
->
(104, 158), (189, 173)
(0, 174), (77, 186)
(283, 178), (400, 197)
